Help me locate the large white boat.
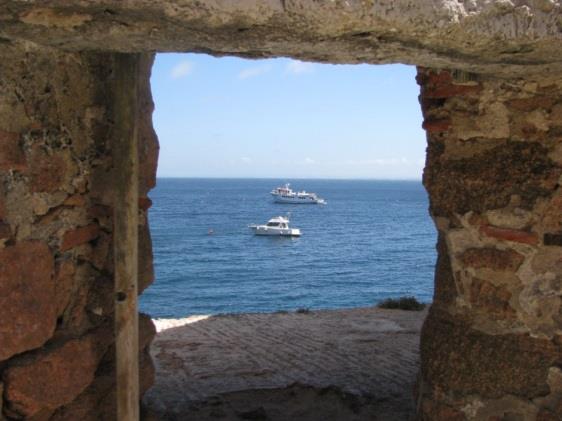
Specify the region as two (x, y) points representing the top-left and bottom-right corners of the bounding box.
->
(271, 184), (326, 204)
(249, 216), (301, 236)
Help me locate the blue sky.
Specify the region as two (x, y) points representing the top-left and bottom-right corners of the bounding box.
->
(151, 53), (426, 179)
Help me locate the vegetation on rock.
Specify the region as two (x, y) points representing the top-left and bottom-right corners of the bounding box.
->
(377, 296), (426, 311)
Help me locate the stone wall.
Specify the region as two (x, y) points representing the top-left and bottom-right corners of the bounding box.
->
(0, 41), (158, 420)
(416, 68), (562, 420)
(1, 1), (562, 77)
(0, 1), (561, 419)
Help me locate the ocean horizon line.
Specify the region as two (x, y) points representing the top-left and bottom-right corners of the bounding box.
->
(155, 176), (423, 182)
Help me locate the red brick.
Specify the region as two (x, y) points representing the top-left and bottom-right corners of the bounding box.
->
(88, 204), (112, 219)
(0, 130), (26, 171)
(48, 319), (155, 421)
(60, 224), (100, 251)
(3, 333), (106, 417)
(426, 70), (453, 85)
(422, 118), (451, 133)
(480, 225), (539, 245)
(424, 83), (482, 98)
(139, 196), (152, 211)
(0, 241), (56, 361)
(29, 148), (67, 193)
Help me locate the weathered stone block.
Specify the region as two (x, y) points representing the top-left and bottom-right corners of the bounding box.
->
(469, 277), (516, 320)
(531, 248), (562, 274)
(540, 195), (562, 234)
(88, 204), (112, 221)
(0, 42), (158, 419)
(0, 382), (4, 420)
(544, 232), (562, 246)
(139, 222), (154, 294)
(3, 328), (109, 418)
(424, 141), (560, 216)
(459, 247), (525, 272)
(0, 183), (6, 221)
(63, 194), (86, 207)
(28, 147), (73, 193)
(432, 234), (457, 309)
(89, 230), (112, 271)
(60, 224), (100, 251)
(138, 196), (152, 211)
(0, 241), (56, 362)
(0, 221), (11, 240)
(452, 102), (510, 140)
(507, 96), (556, 112)
(138, 55), (159, 197)
(485, 207), (532, 230)
(48, 315), (155, 421)
(537, 409), (560, 421)
(0, 130), (26, 171)
(54, 258), (76, 317)
(422, 118), (451, 133)
(424, 83), (482, 99)
(421, 309), (560, 400)
(420, 399), (467, 421)
(418, 69), (482, 100)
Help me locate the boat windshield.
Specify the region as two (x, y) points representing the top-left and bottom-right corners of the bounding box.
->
(267, 222), (280, 227)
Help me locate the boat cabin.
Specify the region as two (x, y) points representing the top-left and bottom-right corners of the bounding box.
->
(265, 216), (289, 229)
(267, 221), (287, 228)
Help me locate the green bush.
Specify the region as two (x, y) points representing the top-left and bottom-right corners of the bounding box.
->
(377, 296), (426, 311)
(296, 307), (311, 314)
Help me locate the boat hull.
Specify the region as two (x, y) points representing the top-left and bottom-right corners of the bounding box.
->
(250, 226), (301, 236)
(272, 195), (325, 204)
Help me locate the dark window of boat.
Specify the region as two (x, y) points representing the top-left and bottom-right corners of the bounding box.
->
(267, 222), (280, 227)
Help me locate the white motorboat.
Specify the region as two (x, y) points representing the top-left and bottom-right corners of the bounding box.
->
(271, 184), (326, 204)
(249, 216), (301, 236)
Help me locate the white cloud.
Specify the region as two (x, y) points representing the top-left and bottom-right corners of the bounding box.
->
(238, 64), (271, 79)
(286, 60), (315, 75)
(241, 157), (252, 163)
(171, 61), (193, 79)
(303, 157), (316, 164)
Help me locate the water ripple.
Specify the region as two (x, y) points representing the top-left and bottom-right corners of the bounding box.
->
(140, 179), (437, 318)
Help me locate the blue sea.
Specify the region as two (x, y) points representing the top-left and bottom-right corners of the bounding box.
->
(140, 179), (437, 318)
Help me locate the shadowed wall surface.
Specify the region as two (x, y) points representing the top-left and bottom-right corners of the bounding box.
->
(0, 43), (158, 419)
(0, 1), (561, 419)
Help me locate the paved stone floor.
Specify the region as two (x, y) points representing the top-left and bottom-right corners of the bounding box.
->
(143, 307), (427, 420)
